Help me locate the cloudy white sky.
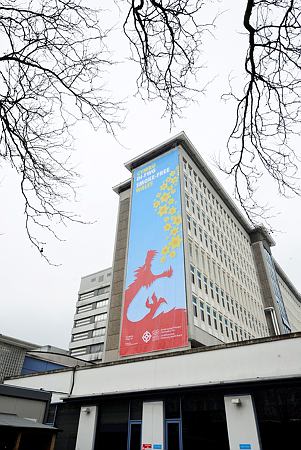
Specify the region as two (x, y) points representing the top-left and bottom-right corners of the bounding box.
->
(1, 1), (300, 348)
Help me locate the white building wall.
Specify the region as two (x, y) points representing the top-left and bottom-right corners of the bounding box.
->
(5, 336), (301, 400)
(179, 147), (268, 345)
(224, 395), (261, 450)
(69, 268), (112, 361)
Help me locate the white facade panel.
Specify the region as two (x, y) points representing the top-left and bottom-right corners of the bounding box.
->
(5, 336), (301, 400)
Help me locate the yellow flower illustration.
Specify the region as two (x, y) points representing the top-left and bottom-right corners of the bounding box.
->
(164, 223), (172, 231)
(170, 235), (181, 249)
(156, 193), (161, 198)
(169, 206), (176, 215)
(171, 177), (178, 185)
(164, 217), (170, 222)
(167, 185), (173, 191)
(168, 198), (174, 205)
(161, 192), (170, 202)
(170, 170), (175, 176)
(153, 200), (160, 208)
(166, 177), (171, 183)
(172, 215), (181, 225)
(162, 245), (169, 255)
(171, 227), (179, 236)
(158, 205), (168, 216)
(160, 183), (167, 190)
(160, 256), (166, 263)
(170, 188), (176, 194)
(169, 251), (176, 258)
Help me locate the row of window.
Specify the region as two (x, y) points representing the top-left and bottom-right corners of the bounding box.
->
(187, 214), (255, 286)
(89, 271), (111, 284)
(190, 264), (265, 334)
(185, 191), (256, 281)
(188, 242), (263, 320)
(182, 158), (250, 256)
(74, 312), (107, 327)
(72, 327), (106, 342)
(77, 298), (109, 314)
(78, 285), (110, 301)
(70, 342), (104, 357)
(192, 295), (263, 341)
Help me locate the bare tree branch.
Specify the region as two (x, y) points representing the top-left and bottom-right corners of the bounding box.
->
(0, 0), (122, 261)
(222, 0), (301, 226)
(123, 0), (216, 123)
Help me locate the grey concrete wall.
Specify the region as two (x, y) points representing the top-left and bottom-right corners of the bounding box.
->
(104, 189), (130, 362)
(251, 241), (283, 335)
(0, 395), (46, 422)
(224, 395), (261, 450)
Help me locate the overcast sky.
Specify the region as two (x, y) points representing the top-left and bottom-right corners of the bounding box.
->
(1, 1), (300, 349)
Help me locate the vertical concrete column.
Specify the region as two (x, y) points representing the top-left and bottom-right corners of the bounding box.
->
(224, 395), (261, 450)
(104, 187), (131, 362)
(75, 405), (98, 450)
(141, 401), (164, 450)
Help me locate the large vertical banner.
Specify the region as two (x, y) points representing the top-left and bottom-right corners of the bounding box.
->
(120, 148), (188, 356)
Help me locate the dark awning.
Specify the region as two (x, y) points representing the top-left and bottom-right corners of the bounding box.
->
(0, 414), (57, 430)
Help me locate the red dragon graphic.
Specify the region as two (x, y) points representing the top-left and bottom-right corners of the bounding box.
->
(120, 249), (188, 356)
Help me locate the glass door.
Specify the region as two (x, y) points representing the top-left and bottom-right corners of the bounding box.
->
(165, 419), (182, 450)
(128, 421), (142, 450)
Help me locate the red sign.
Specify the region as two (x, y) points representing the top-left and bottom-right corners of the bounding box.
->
(142, 445), (152, 449)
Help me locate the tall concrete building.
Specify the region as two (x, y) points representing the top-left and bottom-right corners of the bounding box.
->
(104, 132), (301, 361)
(69, 268), (112, 361)
(5, 133), (301, 450)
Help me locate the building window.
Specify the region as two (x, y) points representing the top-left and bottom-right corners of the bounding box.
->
(72, 331), (89, 341)
(185, 194), (190, 209)
(96, 299), (109, 308)
(203, 276), (208, 295)
(215, 285), (220, 303)
(79, 291), (95, 301)
(184, 175), (188, 188)
(70, 347), (87, 356)
(193, 220), (197, 237)
(192, 295), (198, 317)
(90, 343), (104, 353)
(191, 199), (195, 215)
(225, 318), (229, 338)
(95, 286), (110, 296)
(197, 271), (202, 289)
(190, 265), (195, 284)
(210, 281), (214, 299)
(75, 317), (91, 327)
(187, 215), (191, 231)
(77, 303), (93, 314)
(213, 309), (218, 330)
(219, 315), (224, 334)
(199, 227), (203, 242)
(200, 301), (205, 321)
(95, 313), (107, 322)
(221, 290), (225, 308)
(92, 328), (106, 337)
(206, 305), (212, 326)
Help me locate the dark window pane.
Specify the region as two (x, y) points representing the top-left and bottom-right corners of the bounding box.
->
(167, 422), (180, 450)
(165, 398), (181, 419)
(254, 386), (301, 450)
(95, 400), (129, 450)
(130, 400), (142, 420)
(182, 392), (229, 450)
(129, 423), (141, 450)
